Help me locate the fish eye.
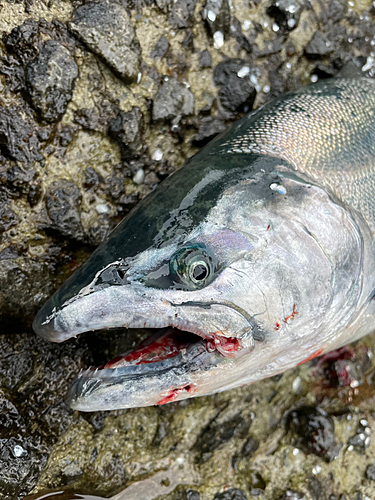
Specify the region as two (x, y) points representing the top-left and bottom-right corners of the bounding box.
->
(189, 261), (210, 284)
(169, 244), (216, 289)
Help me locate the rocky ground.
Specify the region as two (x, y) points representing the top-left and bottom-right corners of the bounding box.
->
(1, 0), (375, 498)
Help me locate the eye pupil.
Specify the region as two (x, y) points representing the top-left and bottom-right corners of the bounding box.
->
(192, 263), (208, 281)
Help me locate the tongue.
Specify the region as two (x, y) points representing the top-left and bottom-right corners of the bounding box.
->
(104, 328), (196, 369)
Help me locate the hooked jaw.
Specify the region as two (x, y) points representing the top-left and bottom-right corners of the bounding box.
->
(33, 283), (258, 410)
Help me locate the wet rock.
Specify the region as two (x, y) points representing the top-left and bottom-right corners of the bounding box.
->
(213, 489), (247, 500)
(267, 0), (306, 31)
(84, 167), (101, 189)
(0, 332), (87, 498)
(306, 31), (334, 57)
(46, 180), (83, 241)
(151, 35), (169, 59)
(152, 78), (194, 121)
(0, 205), (20, 235)
(327, 0), (347, 23)
(168, 0), (198, 28)
(109, 107), (144, 159)
(192, 117), (226, 147)
(199, 49), (212, 68)
(0, 256), (57, 331)
(286, 406), (339, 462)
(68, 1), (141, 83)
(74, 100), (117, 134)
(6, 164), (39, 199)
(3, 19), (40, 64)
(201, 0), (231, 40)
(366, 462), (375, 480)
(25, 40), (78, 123)
(0, 108), (42, 163)
(229, 18), (253, 53)
(195, 413), (249, 463)
(213, 59), (256, 113)
(348, 419), (371, 451)
(254, 36), (285, 57)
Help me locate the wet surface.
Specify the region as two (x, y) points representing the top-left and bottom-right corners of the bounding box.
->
(1, 0), (375, 498)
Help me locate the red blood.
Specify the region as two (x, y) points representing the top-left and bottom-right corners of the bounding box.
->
(275, 322), (281, 331)
(104, 329), (193, 369)
(267, 224), (270, 231)
(156, 384), (196, 405)
(316, 346), (353, 366)
(283, 304), (299, 324)
(297, 348), (324, 365)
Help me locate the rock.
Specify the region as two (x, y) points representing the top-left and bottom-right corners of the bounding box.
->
(84, 167), (101, 189)
(213, 489), (248, 500)
(151, 35), (169, 59)
(3, 19), (40, 64)
(0, 205), (20, 235)
(327, 0), (347, 23)
(267, 0), (306, 31)
(25, 40), (78, 123)
(366, 463), (375, 481)
(254, 36), (285, 56)
(229, 18), (253, 53)
(201, 0), (231, 39)
(286, 406), (339, 462)
(152, 78), (194, 121)
(5, 165), (38, 198)
(169, 0), (198, 28)
(348, 420), (371, 451)
(68, 1), (141, 83)
(199, 49), (212, 68)
(213, 59), (256, 113)
(0, 108), (42, 163)
(74, 100), (117, 134)
(109, 107), (144, 159)
(195, 413), (249, 463)
(306, 31), (334, 57)
(46, 180), (84, 241)
(192, 117), (226, 147)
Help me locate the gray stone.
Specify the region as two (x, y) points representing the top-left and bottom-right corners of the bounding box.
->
(152, 78), (194, 121)
(201, 0), (231, 39)
(169, 0), (198, 28)
(25, 40), (78, 123)
(109, 107), (144, 159)
(366, 463), (375, 481)
(306, 31), (334, 57)
(151, 35), (169, 59)
(69, 1), (141, 83)
(0, 108), (42, 163)
(46, 180), (83, 241)
(192, 117), (226, 147)
(267, 0), (307, 31)
(213, 59), (256, 113)
(0, 205), (20, 235)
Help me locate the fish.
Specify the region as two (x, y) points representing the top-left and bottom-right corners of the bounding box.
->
(33, 77), (375, 411)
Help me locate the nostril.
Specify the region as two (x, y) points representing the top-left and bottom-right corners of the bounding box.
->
(117, 269), (126, 281)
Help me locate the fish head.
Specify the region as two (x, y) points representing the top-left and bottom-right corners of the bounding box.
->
(33, 149), (364, 410)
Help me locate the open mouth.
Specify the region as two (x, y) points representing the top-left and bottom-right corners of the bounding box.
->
(92, 326), (243, 371)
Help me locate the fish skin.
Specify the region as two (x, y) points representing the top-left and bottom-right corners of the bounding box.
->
(33, 78), (375, 411)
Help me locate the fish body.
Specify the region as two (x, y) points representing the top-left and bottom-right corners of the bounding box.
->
(33, 78), (375, 411)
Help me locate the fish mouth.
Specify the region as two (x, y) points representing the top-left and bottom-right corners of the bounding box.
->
(34, 285), (255, 410)
(65, 325), (238, 410)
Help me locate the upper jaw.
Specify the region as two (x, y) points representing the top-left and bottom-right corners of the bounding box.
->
(32, 283), (257, 356)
